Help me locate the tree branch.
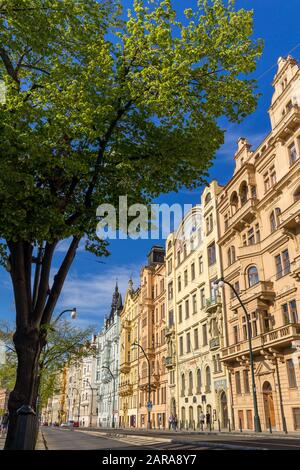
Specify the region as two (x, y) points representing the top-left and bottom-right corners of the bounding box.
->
(0, 47), (19, 84)
(33, 242), (57, 323)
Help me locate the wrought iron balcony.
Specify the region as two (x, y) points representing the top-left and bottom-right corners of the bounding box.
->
(209, 337), (220, 351)
(165, 356), (176, 369)
(205, 296), (222, 314)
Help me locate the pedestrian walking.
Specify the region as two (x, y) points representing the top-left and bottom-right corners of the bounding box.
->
(206, 411), (211, 431)
(200, 412), (205, 431)
(173, 415), (178, 431)
(168, 415), (173, 430)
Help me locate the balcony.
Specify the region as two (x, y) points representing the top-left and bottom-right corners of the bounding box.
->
(119, 381), (133, 397)
(119, 361), (130, 373)
(122, 319), (131, 330)
(165, 325), (175, 337)
(279, 199), (300, 235)
(221, 323), (300, 362)
(165, 356), (176, 369)
(229, 281), (275, 311)
(274, 104), (300, 141)
(291, 255), (300, 281)
(209, 337), (220, 351)
(228, 198), (258, 231)
(205, 295), (222, 314)
(238, 241), (262, 258)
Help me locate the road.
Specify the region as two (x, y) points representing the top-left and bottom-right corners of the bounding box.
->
(42, 427), (300, 450)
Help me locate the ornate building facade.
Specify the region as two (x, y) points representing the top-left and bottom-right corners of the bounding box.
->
(217, 55), (300, 432)
(165, 182), (229, 430)
(95, 283), (122, 428)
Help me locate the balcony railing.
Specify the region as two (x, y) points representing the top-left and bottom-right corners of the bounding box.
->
(229, 281), (275, 311)
(119, 382), (133, 396)
(291, 255), (300, 281)
(165, 325), (175, 337)
(228, 198), (258, 231)
(205, 296), (222, 313)
(119, 361), (130, 373)
(279, 198), (300, 233)
(221, 323), (300, 361)
(209, 337), (220, 351)
(165, 356), (176, 369)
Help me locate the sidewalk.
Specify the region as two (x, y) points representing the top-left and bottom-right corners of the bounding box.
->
(0, 430), (46, 450)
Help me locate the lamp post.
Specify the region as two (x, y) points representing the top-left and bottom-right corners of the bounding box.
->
(72, 387), (81, 426)
(52, 308), (77, 324)
(213, 277), (261, 432)
(85, 379), (97, 428)
(102, 366), (116, 428)
(131, 342), (151, 430)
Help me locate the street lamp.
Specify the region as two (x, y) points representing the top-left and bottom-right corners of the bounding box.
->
(213, 277), (262, 433)
(131, 342), (151, 430)
(102, 366), (116, 429)
(53, 308), (77, 324)
(84, 379), (97, 428)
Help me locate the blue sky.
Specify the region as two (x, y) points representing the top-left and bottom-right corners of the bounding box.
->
(0, 0), (299, 331)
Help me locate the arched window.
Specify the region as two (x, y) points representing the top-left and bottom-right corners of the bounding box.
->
(230, 192), (239, 214)
(181, 373), (185, 396)
(168, 240), (172, 251)
(196, 369), (202, 393)
(270, 207), (281, 232)
(239, 181), (248, 206)
(205, 366), (211, 392)
(247, 265), (259, 287)
(294, 186), (300, 202)
(205, 193), (212, 206)
(188, 371), (193, 395)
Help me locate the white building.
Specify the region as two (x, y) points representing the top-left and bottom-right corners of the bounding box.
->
(95, 283), (122, 428)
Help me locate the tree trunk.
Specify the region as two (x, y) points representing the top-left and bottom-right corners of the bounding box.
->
(4, 327), (43, 450)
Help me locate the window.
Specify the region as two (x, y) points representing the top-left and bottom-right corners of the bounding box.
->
(179, 337), (183, 356)
(294, 186), (300, 202)
(233, 325), (239, 344)
(289, 142), (298, 165)
(239, 182), (248, 206)
(287, 359), (297, 388)
(270, 208), (281, 232)
(247, 266), (259, 287)
(282, 300), (298, 324)
(196, 369), (201, 393)
(207, 242), (216, 266)
(248, 228), (255, 245)
(205, 367), (211, 392)
(264, 165), (276, 192)
(186, 332), (191, 353)
(188, 371), (193, 395)
(224, 213), (229, 230)
(206, 213), (213, 235)
(243, 369), (250, 394)
(178, 304), (183, 323)
(231, 192), (239, 214)
(185, 299), (189, 319)
(200, 288), (205, 309)
(205, 193), (212, 205)
(235, 371), (242, 394)
(199, 256), (203, 274)
(181, 374), (185, 396)
(184, 269), (188, 287)
(230, 281), (240, 299)
(191, 262), (195, 280)
(192, 294), (197, 314)
(168, 309), (174, 326)
(177, 250), (181, 266)
(168, 282), (173, 300)
(275, 249), (290, 279)
(202, 324), (208, 346)
(183, 244), (187, 259)
(167, 258), (172, 275)
(194, 328), (199, 350)
(227, 246), (236, 266)
(177, 276), (181, 292)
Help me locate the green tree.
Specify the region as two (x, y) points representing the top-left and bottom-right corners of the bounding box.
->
(0, 0), (262, 448)
(0, 320), (95, 415)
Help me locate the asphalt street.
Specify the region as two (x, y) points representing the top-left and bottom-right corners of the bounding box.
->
(41, 427), (300, 450)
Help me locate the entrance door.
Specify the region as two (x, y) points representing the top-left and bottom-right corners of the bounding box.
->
(220, 391), (228, 428)
(263, 381), (276, 429)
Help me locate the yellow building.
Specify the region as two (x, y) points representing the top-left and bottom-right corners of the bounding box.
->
(217, 55), (300, 432)
(165, 182), (229, 430)
(119, 280), (140, 428)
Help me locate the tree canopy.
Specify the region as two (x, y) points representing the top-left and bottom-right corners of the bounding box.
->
(0, 0), (262, 252)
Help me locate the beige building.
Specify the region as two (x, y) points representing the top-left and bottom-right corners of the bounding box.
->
(138, 247), (168, 429)
(165, 182), (229, 430)
(217, 56), (300, 432)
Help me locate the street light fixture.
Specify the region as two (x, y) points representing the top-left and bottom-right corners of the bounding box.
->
(131, 342), (151, 430)
(102, 366), (116, 429)
(53, 308), (77, 324)
(213, 277), (262, 433)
